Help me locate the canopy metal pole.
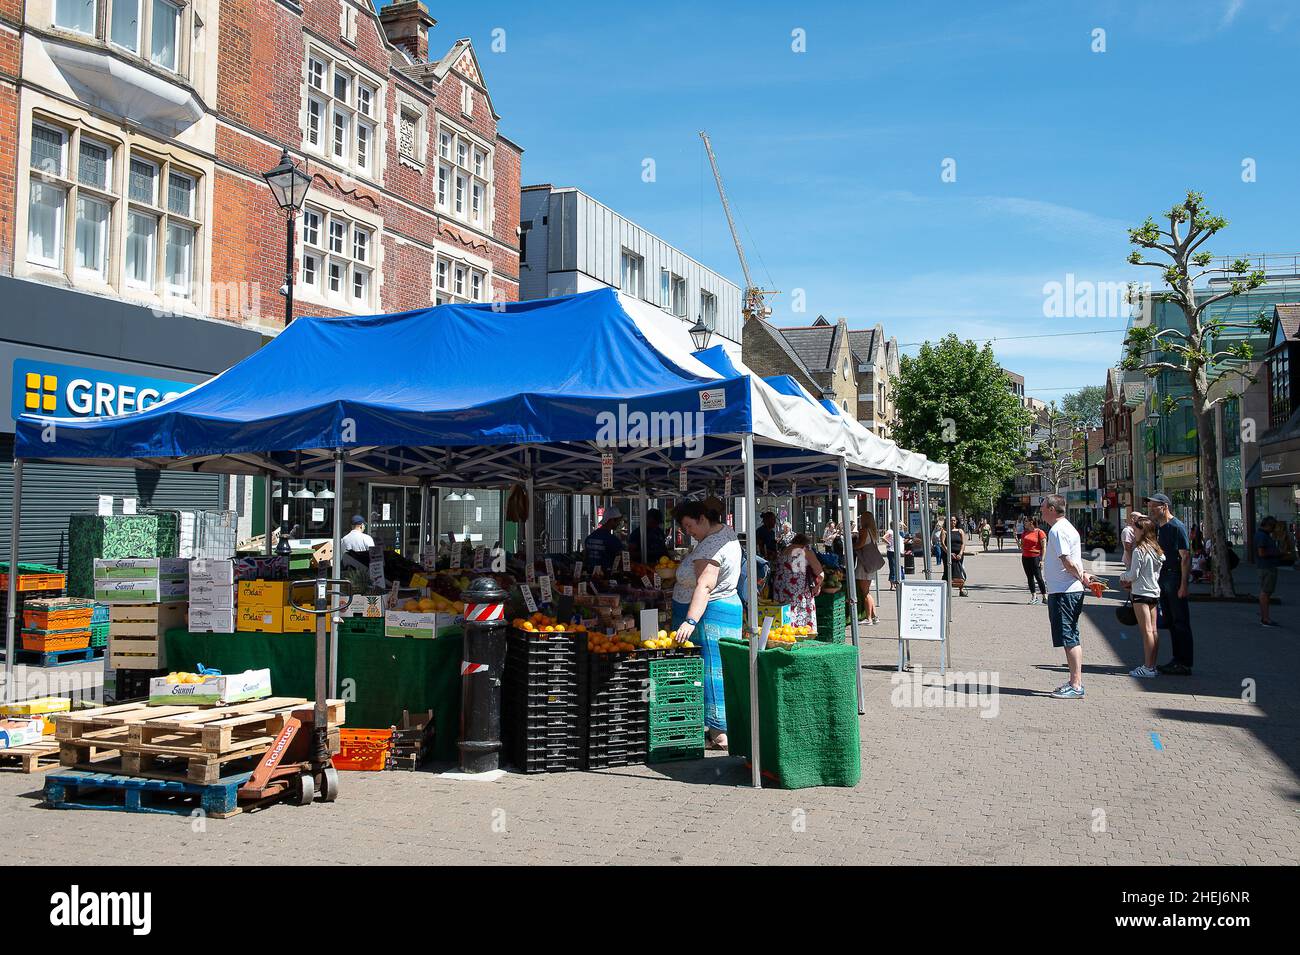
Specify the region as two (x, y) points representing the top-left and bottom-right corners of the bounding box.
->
(638, 468), (648, 563)
(920, 481), (934, 581)
(263, 471), (273, 555)
(417, 478), (429, 564)
(4, 460), (22, 702)
(741, 434), (761, 788)
(890, 472), (906, 671)
(838, 459), (865, 715)
(524, 448), (535, 571)
(331, 450), (345, 698)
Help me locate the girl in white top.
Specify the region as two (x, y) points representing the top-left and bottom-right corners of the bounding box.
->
(1119, 516), (1165, 679)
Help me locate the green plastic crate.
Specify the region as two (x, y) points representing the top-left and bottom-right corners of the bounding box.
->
(649, 701), (704, 728)
(649, 723), (705, 749)
(90, 622), (109, 648)
(339, 616), (385, 637)
(649, 656), (703, 685)
(647, 744), (704, 764)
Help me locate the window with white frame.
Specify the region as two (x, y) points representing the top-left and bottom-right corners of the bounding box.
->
(433, 255), (487, 305)
(25, 118), (202, 299)
(434, 123), (490, 229)
(299, 205), (375, 309)
(621, 250), (644, 298)
(670, 274), (686, 318)
(56, 0), (189, 76)
(699, 289), (717, 329)
(302, 48), (380, 180)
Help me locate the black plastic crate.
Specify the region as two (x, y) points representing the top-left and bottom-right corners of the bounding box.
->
(587, 734), (648, 769)
(507, 737), (586, 774)
(111, 667), (167, 702)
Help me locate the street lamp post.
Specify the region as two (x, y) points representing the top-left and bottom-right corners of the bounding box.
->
(1148, 410), (1162, 497)
(262, 149), (313, 556)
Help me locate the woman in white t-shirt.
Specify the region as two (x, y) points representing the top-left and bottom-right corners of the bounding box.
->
(671, 499), (742, 748)
(1121, 510), (1144, 569)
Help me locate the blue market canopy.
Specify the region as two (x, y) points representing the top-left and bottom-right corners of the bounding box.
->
(15, 288), (942, 489)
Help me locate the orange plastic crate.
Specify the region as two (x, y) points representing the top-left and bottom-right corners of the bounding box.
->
(0, 572), (67, 593)
(333, 729), (393, 771)
(22, 606), (93, 631)
(20, 630), (91, 653)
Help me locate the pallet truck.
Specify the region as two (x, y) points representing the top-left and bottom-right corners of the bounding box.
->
(239, 574), (352, 807)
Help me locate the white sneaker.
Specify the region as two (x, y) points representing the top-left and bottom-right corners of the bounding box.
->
(1027, 595), (1038, 605)
(1129, 665), (1158, 679)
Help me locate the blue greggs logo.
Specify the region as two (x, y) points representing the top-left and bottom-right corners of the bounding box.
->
(13, 359), (193, 419)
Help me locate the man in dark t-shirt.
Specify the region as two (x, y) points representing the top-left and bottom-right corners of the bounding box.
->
(1146, 493), (1193, 674)
(756, 512), (778, 560)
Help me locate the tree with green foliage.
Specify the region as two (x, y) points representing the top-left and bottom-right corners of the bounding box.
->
(1028, 401), (1085, 494)
(891, 335), (1033, 512)
(1122, 191), (1268, 598)
(1061, 385), (1105, 430)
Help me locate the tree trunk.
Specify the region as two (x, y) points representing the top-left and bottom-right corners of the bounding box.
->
(1195, 401), (1235, 598)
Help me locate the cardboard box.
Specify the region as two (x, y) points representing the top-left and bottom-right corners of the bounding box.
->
(234, 556), (289, 581)
(384, 611), (454, 639)
(0, 717), (47, 749)
(344, 594), (386, 618)
(187, 607), (236, 633)
(282, 607), (333, 633)
(187, 558), (235, 584)
(93, 558), (188, 580)
(0, 696), (70, 718)
(108, 635), (165, 669)
(757, 602), (790, 627)
(237, 605), (284, 632)
(188, 579), (234, 609)
(238, 579), (290, 608)
(148, 668), (272, 706)
(94, 578), (188, 603)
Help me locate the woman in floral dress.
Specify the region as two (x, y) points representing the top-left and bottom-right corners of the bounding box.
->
(771, 534), (825, 633)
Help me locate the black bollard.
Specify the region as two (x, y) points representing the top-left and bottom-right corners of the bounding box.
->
(458, 575), (509, 773)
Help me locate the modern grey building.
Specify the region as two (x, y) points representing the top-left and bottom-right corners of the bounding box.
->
(519, 185), (742, 345)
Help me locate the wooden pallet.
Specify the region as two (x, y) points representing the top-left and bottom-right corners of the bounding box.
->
(14, 645), (104, 668)
(0, 739), (62, 773)
(45, 769), (250, 818)
(56, 698), (345, 784)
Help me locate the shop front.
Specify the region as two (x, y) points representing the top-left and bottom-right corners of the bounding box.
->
(0, 276), (264, 565)
(1161, 455), (1200, 529)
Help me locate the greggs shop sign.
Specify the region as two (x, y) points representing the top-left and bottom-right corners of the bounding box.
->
(12, 359), (193, 419)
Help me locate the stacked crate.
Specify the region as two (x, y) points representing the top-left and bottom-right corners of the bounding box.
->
(20, 598), (96, 662)
(814, 589), (847, 643)
(68, 513), (180, 598)
(95, 559), (189, 671)
(0, 564), (67, 650)
(647, 652), (706, 762)
(187, 559), (235, 633)
(586, 653), (649, 769)
(502, 628), (588, 773)
(90, 602), (109, 649)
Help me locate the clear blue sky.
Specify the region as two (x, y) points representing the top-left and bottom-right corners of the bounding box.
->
(404, 0), (1297, 400)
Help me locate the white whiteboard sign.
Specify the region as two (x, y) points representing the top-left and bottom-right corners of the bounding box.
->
(899, 580), (947, 642)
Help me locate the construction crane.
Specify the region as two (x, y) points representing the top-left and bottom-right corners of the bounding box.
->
(699, 130), (778, 324)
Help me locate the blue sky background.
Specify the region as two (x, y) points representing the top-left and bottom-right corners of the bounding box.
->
(403, 0), (1297, 399)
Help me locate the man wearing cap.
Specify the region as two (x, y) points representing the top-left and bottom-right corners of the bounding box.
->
(1145, 493), (1194, 675)
(584, 506), (625, 574)
(341, 515), (375, 555)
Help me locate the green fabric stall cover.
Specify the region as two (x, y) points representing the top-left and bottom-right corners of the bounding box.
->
(718, 637), (860, 789)
(164, 628), (464, 760)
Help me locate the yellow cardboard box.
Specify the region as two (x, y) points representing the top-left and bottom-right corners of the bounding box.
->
(237, 605), (284, 632)
(238, 580), (290, 608)
(282, 607), (333, 633)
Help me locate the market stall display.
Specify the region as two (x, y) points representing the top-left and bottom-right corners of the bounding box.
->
(69, 514), (180, 598)
(718, 636), (861, 789)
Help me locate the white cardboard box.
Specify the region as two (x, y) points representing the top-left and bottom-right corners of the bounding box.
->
(148, 669), (272, 706)
(188, 559), (235, 584)
(93, 558), (189, 580)
(93, 578), (189, 603)
(187, 607), (236, 633)
(384, 611), (454, 639)
(188, 580), (234, 608)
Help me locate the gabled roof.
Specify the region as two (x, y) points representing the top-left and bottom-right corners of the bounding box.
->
(1274, 303), (1300, 342)
(751, 319), (824, 394)
(848, 327), (878, 366)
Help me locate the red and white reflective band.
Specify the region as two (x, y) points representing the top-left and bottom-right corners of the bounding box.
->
(463, 602), (505, 622)
(460, 662), (489, 676)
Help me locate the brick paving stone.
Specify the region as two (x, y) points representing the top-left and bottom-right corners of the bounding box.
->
(2, 548), (1297, 864)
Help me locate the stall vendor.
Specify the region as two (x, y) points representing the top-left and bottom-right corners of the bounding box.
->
(671, 499), (742, 750)
(629, 507), (670, 565)
(342, 515), (375, 554)
(583, 506), (625, 573)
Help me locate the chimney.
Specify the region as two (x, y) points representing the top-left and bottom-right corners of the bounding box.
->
(380, 0), (437, 63)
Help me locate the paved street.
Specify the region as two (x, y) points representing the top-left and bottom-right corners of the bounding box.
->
(4, 547), (1297, 865)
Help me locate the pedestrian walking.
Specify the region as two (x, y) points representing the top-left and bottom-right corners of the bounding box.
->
(1144, 493), (1194, 675)
(1040, 494), (1095, 699)
(1014, 515), (1025, 547)
(979, 519), (991, 553)
(1020, 516), (1047, 603)
(994, 521), (1006, 551)
(1119, 516), (1165, 677)
(1256, 516), (1282, 628)
(852, 513), (884, 625)
(941, 516), (969, 597)
(884, 522), (900, 590)
(1121, 510), (1144, 570)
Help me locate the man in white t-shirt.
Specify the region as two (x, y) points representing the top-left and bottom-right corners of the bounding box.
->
(1040, 494), (1095, 699)
(341, 515), (375, 555)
